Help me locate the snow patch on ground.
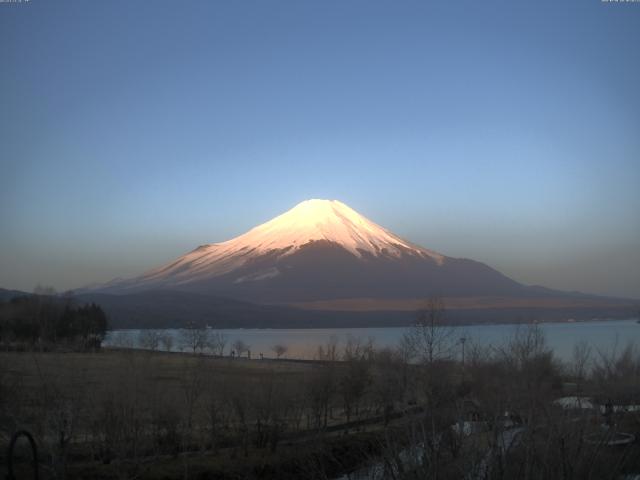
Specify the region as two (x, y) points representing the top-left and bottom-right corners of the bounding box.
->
(233, 267), (280, 284)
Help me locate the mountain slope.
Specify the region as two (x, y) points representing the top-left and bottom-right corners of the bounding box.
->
(95, 199), (530, 302)
(106, 199), (443, 288)
(0, 288), (30, 301)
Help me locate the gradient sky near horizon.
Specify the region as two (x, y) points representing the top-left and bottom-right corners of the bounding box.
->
(1, 0), (639, 299)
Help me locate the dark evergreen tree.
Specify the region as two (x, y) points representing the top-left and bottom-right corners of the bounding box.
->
(0, 295), (109, 350)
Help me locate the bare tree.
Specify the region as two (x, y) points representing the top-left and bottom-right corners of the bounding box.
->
(394, 334), (418, 403)
(339, 337), (373, 423)
(303, 337), (343, 430)
(498, 323), (554, 373)
(180, 357), (206, 441)
(570, 340), (592, 392)
(370, 348), (403, 424)
(89, 353), (148, 479)
(251, 370), (287, 451)
(204, 375), (229, 455)
(159, 332), (174, 352)
(32, 353), (88, 479)
(227, 382), (251, 457)
(208, 331), (227, 356)
(138, 330), (160, 351)
(271, 344), (288, 359)
(316, 335), (339, 362)
(343, 335), (375, 362)
(112, 330), (134, 349)
(180, 322), (209, 354)
(232, 339), (250, 358)
(592, 341), (640, 402)
(404, 296), (456, 364)
(306, 364), (337, 429)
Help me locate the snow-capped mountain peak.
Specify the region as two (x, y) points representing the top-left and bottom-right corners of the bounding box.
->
(130, 199), (444, 288)
(220, 199), (441, 259)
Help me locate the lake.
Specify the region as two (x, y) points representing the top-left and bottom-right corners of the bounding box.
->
(105, 318), (640, 362)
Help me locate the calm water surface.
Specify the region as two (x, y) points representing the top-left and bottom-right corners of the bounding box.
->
(105, 319), (640, 362)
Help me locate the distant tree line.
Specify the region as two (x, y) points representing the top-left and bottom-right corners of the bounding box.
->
(0, 290), (108, 350)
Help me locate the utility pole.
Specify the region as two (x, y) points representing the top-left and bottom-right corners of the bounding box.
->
(460, 337), (467, 366)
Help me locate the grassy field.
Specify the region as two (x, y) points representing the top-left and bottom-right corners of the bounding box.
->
(2, 336), (640, 480)
(0, 349), (401, 479)
(1, 348), (314, 399)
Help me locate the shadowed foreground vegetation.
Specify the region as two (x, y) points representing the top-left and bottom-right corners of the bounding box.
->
(2, 316), (640, 479)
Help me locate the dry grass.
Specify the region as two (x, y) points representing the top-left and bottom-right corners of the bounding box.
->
(0, 349), (382, 480)
(0, 349), (315, 441)
(0, 348), (312, 392)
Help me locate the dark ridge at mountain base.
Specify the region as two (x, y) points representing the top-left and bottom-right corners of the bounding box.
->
(0, 288), (30, 301)
(77, 290), (637, 329)
(4, 288), (634, 329)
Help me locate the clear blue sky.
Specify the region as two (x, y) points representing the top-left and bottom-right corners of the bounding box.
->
(1, 0), (639, 298)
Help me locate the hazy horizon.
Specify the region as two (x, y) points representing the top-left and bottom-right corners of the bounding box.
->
(1, 1), (639, 299)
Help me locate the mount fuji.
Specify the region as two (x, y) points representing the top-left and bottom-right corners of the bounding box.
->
(97, 199), (539, 301)
(82, 199), (633, 327)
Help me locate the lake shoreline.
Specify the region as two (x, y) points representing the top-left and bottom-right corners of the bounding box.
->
(105, 315), (638, 331)
(105, 318), (640, 362)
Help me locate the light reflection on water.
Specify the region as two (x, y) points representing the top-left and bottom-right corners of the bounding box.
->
(104, 318), (640, 362)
